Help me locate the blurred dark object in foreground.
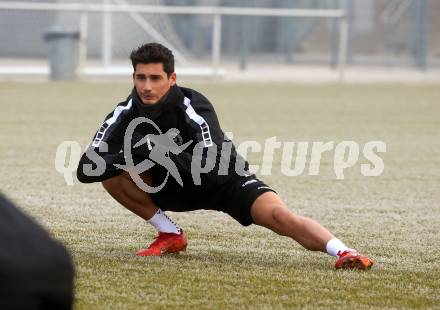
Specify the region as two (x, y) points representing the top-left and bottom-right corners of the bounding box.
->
(0, 193), (74, 310)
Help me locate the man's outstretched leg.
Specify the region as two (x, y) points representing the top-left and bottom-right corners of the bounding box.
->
(102, 171), (187, 256)
(250, 192), (373, 270)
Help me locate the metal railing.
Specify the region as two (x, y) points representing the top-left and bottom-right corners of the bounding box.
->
(0, 1), (348, 80)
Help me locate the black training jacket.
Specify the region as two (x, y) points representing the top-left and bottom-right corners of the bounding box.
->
(76, 85), (249, 189)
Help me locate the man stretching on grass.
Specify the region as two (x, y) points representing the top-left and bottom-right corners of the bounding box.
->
(77, 43), (373, 270)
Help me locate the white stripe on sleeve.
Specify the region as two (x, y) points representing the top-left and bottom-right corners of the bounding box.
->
(183, 97), (213, 147)
(92, 99), (133, 147)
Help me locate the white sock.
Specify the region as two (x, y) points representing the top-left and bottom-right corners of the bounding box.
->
(147, 209), (180, 234)
(326, 238), (352, 257)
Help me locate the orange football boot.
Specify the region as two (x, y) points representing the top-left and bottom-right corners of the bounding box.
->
(335, 250), (374, 270)
(136, 230), (187, 257)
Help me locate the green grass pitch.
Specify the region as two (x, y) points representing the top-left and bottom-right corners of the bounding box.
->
(0, 81), (439, 309)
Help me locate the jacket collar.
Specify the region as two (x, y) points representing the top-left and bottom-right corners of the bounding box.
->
(131, 84), (183, 120)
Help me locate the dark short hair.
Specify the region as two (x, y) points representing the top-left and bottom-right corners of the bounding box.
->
(130, 43), (174, 76)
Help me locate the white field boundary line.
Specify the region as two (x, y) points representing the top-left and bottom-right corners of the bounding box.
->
(0, 66), (224, 77)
